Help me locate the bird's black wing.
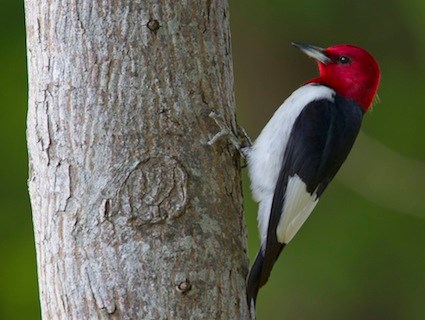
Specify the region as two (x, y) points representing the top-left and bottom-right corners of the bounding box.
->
(247, 94), (364, 305)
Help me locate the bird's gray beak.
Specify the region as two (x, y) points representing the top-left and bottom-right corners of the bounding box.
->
(291, 42), (331, 64)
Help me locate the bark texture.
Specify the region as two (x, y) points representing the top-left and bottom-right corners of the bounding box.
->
(25, 1), (249, 319)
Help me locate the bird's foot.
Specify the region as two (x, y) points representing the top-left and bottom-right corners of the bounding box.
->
(206, 111), (252, 160)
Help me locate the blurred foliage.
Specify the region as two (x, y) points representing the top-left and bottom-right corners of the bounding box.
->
(1, 0), (424, 319)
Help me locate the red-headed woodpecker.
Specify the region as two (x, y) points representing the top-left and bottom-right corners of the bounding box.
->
(246, 43), (381, 308)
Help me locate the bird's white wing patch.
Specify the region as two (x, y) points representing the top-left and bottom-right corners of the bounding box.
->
(276, 175), (318, 243)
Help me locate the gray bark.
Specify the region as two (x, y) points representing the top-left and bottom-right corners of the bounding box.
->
(25, 1), (250, 319)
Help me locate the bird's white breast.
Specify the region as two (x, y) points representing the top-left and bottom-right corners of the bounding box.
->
(247, 84), (335, 243)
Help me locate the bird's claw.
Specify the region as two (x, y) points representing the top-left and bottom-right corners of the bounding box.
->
(206, 111), (231, 146)
(206, 111), (252, 160)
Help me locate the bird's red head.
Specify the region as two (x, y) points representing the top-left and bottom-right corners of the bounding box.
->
(293, 43), (381, 112)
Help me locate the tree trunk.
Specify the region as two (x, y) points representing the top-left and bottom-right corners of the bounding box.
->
(25, 1), (249, 319)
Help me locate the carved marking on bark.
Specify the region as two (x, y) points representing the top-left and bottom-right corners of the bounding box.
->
(118, 156), (188, 226)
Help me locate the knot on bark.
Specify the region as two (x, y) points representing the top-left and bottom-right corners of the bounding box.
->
(118, 156), (187, 226)
(176, 279), (192, 294)
(147, 19), (161, 33)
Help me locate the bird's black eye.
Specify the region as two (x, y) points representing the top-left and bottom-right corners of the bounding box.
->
(338, 55), (351, 64)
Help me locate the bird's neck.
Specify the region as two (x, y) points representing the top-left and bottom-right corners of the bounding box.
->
(307, 76), (379, 112)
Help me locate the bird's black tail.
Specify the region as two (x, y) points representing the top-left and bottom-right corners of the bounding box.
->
(246, 250), (264, 309)
(246, 243), (286, 309)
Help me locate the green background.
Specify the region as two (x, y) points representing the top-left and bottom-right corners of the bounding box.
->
(2, 0), (425, 319)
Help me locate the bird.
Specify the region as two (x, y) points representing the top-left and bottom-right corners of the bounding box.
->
(245, 42), (381, 309)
